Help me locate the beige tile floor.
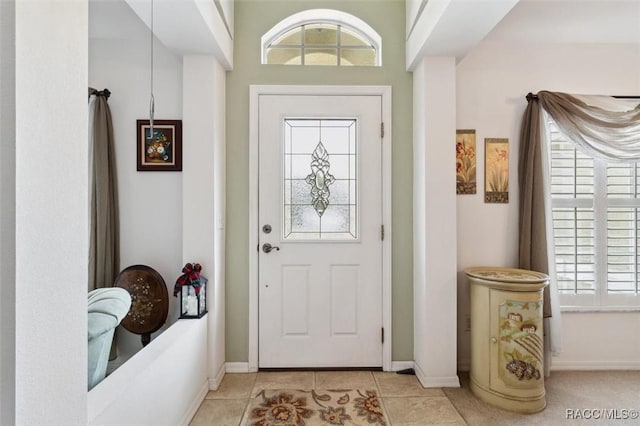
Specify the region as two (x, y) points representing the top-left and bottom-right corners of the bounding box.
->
(191, 370), (640, 425)
(190, 371), (466, 426)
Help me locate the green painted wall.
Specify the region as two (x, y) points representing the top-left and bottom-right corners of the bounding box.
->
(226, 0), (413, 362)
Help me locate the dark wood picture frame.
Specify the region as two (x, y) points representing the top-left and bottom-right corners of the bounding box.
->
(136, 119), (182, 171)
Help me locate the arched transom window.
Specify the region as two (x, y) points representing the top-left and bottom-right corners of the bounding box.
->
(261, 9), (382, 66)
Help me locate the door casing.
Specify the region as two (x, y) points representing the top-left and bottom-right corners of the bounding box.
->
(248, 85), (392, 371)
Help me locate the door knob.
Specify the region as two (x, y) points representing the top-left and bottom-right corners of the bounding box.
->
(262, 243), (280, 253)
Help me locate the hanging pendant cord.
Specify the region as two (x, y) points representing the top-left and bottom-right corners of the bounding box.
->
(149, 0), (155, 139)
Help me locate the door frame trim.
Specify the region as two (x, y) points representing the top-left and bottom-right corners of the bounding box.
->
(249, 85), (392, 371)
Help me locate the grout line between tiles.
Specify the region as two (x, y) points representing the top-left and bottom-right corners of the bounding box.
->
(441, 387), (469, 426)
(238, 397), (251, 426)
(241, 374), (259, 426)
(372, 371), (395, 425)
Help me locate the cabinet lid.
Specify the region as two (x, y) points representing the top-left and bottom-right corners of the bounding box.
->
(464, 266), (549, 284)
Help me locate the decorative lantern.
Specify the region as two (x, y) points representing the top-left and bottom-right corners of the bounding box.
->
(174, 263), (207, 319)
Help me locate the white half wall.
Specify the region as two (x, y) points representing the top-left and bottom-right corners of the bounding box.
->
(456, 41), (640, 371)
(413, 57), (460, 388)
(88, 318), (208, 426)
(0, 1), (16, 424)
(182, 55), (227, 389)
(15, 1), (88, 423)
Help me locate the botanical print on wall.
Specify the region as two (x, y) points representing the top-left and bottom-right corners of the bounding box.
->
(456, 129), (477, 194)
(485, 138), (509, 203)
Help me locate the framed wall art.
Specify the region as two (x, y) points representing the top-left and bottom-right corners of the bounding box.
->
(485, 138), (509, 203)
(137, 119), (182, 171)
(456, 129), (477, 194)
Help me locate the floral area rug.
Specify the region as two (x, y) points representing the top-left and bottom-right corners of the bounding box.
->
(242, 389), (388, 426)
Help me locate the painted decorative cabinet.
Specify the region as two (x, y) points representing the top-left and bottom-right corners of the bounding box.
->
(465, 267), (549, 413)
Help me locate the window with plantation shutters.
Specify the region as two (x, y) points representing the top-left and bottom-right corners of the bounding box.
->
(550, 120), (640, 308)
(605, 162), (640, 298)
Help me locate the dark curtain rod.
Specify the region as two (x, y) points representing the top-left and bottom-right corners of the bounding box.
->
(526, 92), (639, 101)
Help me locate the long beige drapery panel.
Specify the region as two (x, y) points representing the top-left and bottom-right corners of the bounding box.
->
(519, 91), (640, 356)
(88, 88), (119, 291)
(519, 96), (552, 317)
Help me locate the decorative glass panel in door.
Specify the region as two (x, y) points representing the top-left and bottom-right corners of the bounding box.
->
(283, 119), (357, 240)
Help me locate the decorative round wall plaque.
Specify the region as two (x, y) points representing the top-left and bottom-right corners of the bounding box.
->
(114, 265), (169, 346)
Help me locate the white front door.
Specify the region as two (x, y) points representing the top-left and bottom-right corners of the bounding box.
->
(258, 94), (383, 368)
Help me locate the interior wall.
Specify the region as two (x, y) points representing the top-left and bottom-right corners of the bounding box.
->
(455, 41), (640, 369)
(0, 1), (16, 423)
(182, 55), (227, 388)
(15, 1), (88, 423)
(226, 0), (413, 363)
(413, 56), (460, 387)
(89, 33), (184, 358)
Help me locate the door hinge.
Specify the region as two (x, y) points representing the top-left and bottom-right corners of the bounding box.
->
(380, 122), (385, 138)
(381, 327), (384, 344)
(381, 225), (385, 241)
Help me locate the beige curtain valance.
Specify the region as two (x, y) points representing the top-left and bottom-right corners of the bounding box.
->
(535, 91), (640, 161)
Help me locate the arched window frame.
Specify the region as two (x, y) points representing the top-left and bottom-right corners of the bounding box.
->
(261, 9), (382, 66)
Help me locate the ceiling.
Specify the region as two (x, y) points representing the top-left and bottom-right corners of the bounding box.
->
(484, 0), (640, 44)
(89, 0), (640, 45)
(89, 0), (149, 40)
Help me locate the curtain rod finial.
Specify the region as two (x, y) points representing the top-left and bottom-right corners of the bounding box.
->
(526, 92), (537, 102)
(89, 88), (111, 100)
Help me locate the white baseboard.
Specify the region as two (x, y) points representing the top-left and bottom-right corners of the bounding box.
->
(208, 362), (226, 390)
(180, 380), (209, 426)
(551, 360), (640, 371)
(390, 361), (414, 372)
(414, 362), (460, 388)
(226, 362), (251, 373)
